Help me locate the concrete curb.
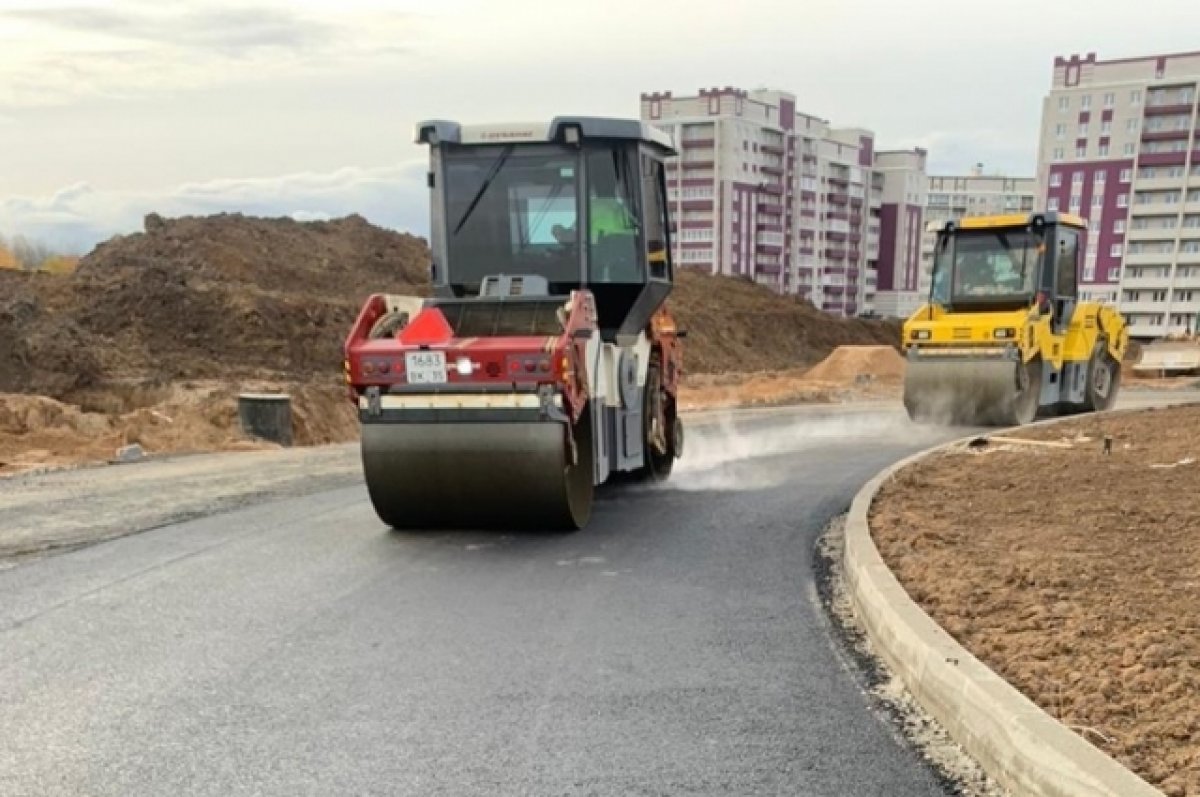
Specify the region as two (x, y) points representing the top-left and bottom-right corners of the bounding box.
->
(843, 409), (1173, 797)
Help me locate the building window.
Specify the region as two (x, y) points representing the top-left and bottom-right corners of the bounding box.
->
(1069, 196), (1081, 212)
(1093, 194), (1104, 209)
(1054, 123), (1066, 139)
(1053, 147), (1064, 162)
(1058, 96), (1070, 111)
(1072, 171), (1084, 185)
(1117, 193), (1129, 207)
(1048, 197), (1060, 211)
(1079, 122), (1089, 136)
(1120, 168), (1132, 183)
(1081, 95), (1092, 109)
(1094, 171), (1106, 185)
(1101, 120), (1112, 135)
(1131, 89), (1142, 106)
(1111, 243), (1124, 258)
(1114, 219), (1125, 234)
(1104, 92), (1115, 108)
(1050, 173), (1062, 187)
(1124, 143), (1136, 156)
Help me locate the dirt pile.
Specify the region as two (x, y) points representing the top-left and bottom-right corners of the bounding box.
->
(670, 271), (901, 375)
(801, 345), (906, 386)
(0, 382), (357, 476)
(872, 404), (1200, 795)
(1, 216), (899, 400)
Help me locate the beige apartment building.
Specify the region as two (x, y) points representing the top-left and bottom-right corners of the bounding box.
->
(640, 87), (922, 318)
(1035, 50), (1200, 338)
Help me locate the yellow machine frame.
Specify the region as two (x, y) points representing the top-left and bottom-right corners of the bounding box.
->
(902, 212), (1128, 426)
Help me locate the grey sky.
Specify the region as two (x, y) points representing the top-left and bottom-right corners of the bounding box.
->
(1, 0), (1198, 251)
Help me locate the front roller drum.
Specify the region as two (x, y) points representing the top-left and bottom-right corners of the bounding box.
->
(904, 357), (1042, 427)
(360, 415), (594, 531)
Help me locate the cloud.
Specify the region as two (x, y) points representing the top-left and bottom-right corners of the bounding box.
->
(2, 4), (340, 56)
(0, 1), (421, 108)
(0, 162), (430, 254)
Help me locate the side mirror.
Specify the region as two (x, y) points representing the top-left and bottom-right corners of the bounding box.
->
(1038, 296), (1052, 316)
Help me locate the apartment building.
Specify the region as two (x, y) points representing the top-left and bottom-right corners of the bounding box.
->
(640, 87), (883, 317)
(919, 170), (1037, 301)
(873, 149), (928, 317)
(1036, 50), (1200, 339)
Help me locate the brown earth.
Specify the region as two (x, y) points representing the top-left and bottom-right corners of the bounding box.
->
(871, 404), (1200, 796)
(0, 383), (358, 477)
(0, 213), (901, 473)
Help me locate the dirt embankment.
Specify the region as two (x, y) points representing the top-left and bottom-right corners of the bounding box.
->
(0, 213), (902, 473)
(871, 404), (1200, 796)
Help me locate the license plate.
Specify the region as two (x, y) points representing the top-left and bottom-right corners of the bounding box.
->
(405, 351), (447, 384)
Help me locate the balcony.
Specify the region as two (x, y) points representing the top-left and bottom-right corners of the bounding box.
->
(826, 230), (848, 242)
(826, 247), (848, 260)
(681, 159), (715, 170)
(760, 143), (785, 156)
(1121, 300), (1170, 314)
(1178, 250), (1200, 265)
(1143, 103), (1194, 116)
(1137, 151), (1188, 167)
(1121, 274), (1173, 288)
(1135, 176), (1189, 191)
(756, 221), (784, 232)
(680, 199), (714, 211)
(1127, 227), (1177, 241)
(1141, 128), (1191, 142)
(682, 137), (716, 148)
(828, 176), (849, 187)
(1124, 251), (1177, 266)
(1173, 274), (1200, 289)
(761, 163), (784, 176)
(827, 193), (849, 206)
(1131, 201), (1184, 216)
(757, 201), (783, 215)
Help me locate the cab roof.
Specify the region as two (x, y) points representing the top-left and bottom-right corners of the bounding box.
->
(949, 211), (1087, 232)
(415, 117), (676, 156)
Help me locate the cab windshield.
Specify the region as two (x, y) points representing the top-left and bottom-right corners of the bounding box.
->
(443, 143), (582, 288)
(930, 228), (1043, 310)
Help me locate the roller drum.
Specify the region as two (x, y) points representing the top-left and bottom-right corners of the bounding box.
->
(360, 417), (594, 530)
(904, 357), (1041, 427)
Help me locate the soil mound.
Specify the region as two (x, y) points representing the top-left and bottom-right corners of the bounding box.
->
(0, 214), (902, 400)
(671, 271), (901, 375)
(801, 345), (906, 386)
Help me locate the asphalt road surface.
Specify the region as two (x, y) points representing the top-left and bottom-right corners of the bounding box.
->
(0, 396), (1189, 796)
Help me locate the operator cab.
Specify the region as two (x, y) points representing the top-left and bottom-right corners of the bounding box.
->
(416, 117), (676, 341)
(929, 212), (1082, 328)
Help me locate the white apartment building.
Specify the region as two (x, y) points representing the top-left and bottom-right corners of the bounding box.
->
(1036, 50), (1200, 338)
(640, 87), (887, 317)
(919, 170), (1037, 299)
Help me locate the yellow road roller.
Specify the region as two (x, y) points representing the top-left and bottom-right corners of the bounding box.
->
(902, 212), (1128, 426)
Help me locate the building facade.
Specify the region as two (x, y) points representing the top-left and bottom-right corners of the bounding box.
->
(640, 87), (884, 317)
(1036, 51), (1200, 338)
(919, 170), (1037, 302)
(873, 149), (929, 317)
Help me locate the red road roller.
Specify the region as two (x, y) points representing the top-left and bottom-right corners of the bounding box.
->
(344, 117), (686, 529)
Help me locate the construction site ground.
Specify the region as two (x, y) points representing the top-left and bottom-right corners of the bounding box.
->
(871, 402), (1200, 797)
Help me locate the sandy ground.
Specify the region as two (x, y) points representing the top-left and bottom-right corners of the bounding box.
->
(871, 402), (1200, 796)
